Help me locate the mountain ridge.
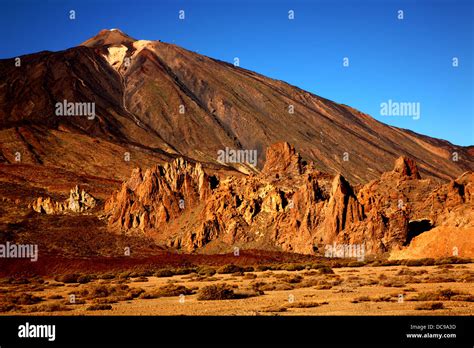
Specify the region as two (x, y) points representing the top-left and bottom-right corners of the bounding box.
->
(0, 29), (472, 185)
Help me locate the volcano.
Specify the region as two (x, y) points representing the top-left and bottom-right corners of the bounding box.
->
(0, 29), (472, 183)
(0, 29), (472, 258)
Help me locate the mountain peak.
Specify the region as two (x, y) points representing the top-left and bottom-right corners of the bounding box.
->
(81, 29), (136, 48)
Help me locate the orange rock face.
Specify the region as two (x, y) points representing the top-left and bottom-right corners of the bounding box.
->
(105, 143), (474, 257)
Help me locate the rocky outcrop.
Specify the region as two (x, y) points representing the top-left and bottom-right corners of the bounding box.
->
(105, 143), (474, 257)
(30, 186), (96, 214)
(262, 142), (303, 177)
(104, 158), (215, 231)
(391, 156), (421, 180)
(324, 174), (364, 238)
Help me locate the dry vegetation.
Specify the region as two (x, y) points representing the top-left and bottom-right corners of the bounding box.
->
(0, 256), (472, 315)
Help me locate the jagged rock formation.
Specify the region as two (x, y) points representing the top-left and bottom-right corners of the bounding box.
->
(391, 156), (421, 180)
(262, 142), (302, 177)
(104, 158), (216, 230)
(30, 186), (96, 214)
(105, 142), (474, 256)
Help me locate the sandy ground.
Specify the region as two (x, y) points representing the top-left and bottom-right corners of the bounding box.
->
(1, 264), (473, 316)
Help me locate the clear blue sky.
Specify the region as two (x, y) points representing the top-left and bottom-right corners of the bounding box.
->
(1, 0), (473, 146)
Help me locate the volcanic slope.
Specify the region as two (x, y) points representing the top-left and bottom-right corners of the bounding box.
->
(0, 29), (472, 184)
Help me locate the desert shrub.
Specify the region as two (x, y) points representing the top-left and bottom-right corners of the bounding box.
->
(92, 297), (118, 304)
(29, 302), (71, 312)
(351, 296), (370, 303)
(374, 295), (393, 302)
(87, 285), (111, 298)
(352, 295), (394, 303)
(261, 306), (287, 312)
(280, 263), (305, 272)
(369, 260), (382, 267)
(361, 278), (378, 286)
(259, 283), (276, 291)
(98, 273), (115, 280)
(422, 274), (456, 283)
(3, 293), (42, 305)
(450, 295), (474, 302)
(315, 283), (333, 290)
(414, 289), (462, 301)
(286, 301), (328, 308)
(415, 302), (444, 310)
(249, 281), (267, 293)
(435, 257), (471, 265)
(217, 264), (244, 274)
(173, 267), (197, 276)
(397, 268), (418, 276)
(297, 278), (322, 288)
(10, 278), (31, 285)
(234, 289), (263, 298)
(421, 258), (435, 266)
(243, 273), (257, 280)
(140, 284), (194, 299)
(47, 295), (64, 300)
(55, 274), (79, 283)
(263, 282), (294, 291)
(403, 259), (425, 267)
(81, 284), (131, 300)
(31, 277), (45, 284)
(129, 269), (154, 278)
(303, 270), (319, 276)
(274, 274), (302, 284)
(459, 272), (474, 283)
(381, 278), (406, 287)
(155, 269), (174, 278)
(197, 266), (217, 276)
(132, 276), (149, 282)
(86, 304), (112, 311)
(203, 276), (220, 282)
(0, 303), (21, 312)
(77, 275), (92, 284)
(380, 260), (402, 267)
(129, 287), (145, 298)
(404, 287), (417, 292)
(345, 275), (362, 283)
(117, 271), (131, 279)
(154, 284), (194, 297)
(328, 261), (345, 268)
(255, 265), (271, 272)
(347, 261), (367, 267)
(197, 284), (237, 300)
(318, 266), (335, 275)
